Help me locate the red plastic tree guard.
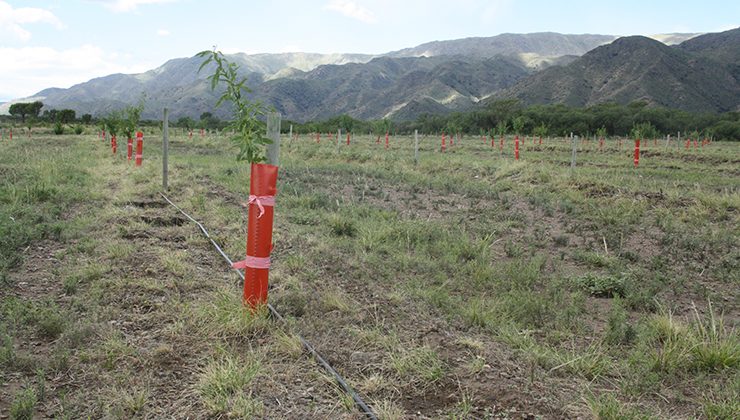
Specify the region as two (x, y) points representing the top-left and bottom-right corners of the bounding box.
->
(112, 135), (117, 154)
(634, 138), (640, 167)
(385, 132), (389, 149)
(232, 163), (278, 307)
(135, 131), (143, 166)
(441, 133), (446, 152)
(515, 135), (520, 160)
(127, 137), (133, 160)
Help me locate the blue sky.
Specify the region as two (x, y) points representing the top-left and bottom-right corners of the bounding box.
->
(1, 0), (738, 101)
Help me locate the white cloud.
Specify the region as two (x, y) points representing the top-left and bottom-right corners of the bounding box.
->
(0, 1), (64, 41)
(325, 0), (377, 24)
(91, 0), (177, 13)
(156, 28), (170, 36)
(0, 45), (151, 100)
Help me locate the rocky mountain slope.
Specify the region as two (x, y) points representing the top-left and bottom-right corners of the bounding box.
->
(494, 29), (740, 113)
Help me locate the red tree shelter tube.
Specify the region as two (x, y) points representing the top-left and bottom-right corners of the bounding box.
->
(441, 133), (446, 152)
(346, 132), (350, 145)
(127, 137), (133, 160)
(233, 163), (278, 307)
(515, 135), (520, 160)
(634, 138), (640, 167)
(135, 131), (143, 166)
(491, 135), (495, 148)
(9, 129), (12, 140)
(385, 132), (389, 149)
(112, 135), (117, 154)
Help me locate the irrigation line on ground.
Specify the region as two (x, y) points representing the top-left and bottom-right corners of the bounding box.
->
(159, 192), (377, 420)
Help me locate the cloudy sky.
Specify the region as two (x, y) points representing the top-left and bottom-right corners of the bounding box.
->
(1, 0), (737, 101)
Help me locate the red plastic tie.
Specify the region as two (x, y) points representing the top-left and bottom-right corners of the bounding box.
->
(232, 255), (271, 269)
(249, 194), (275, 218)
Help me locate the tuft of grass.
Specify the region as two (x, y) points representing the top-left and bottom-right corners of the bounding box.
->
(604, 298), (636, 346)
(274, 330), (304, 358)
(636, 302), (738, 374)
(198, 353), (262, 416)
(99, 333), (136, 370)
(160, 250), (189, 277)
(1, 328), (14, 366)
(373, 399), (405, 420)
(575, 273), (625, 298)
(702, 390), (740, 419)
(196, 287), (271, 340)
(328, 214), (357, 237)
(585, 393), (651, 419)
(573, 250), (616, 268)
(120, 388), (149, 416)
(690, 302), (739, 371)
(9, 387), (38, 420)
(389, 345), (445, 386)
(321, 289), (355, 313)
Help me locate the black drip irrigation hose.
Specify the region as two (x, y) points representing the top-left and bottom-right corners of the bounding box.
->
(159, 193), (377, 419)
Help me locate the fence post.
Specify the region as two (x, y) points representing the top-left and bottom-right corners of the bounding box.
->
(163, 108), (169, 191)
(414, 129), (419, 165)
(267, 112), (281, 166)
(570, 133), (577, 173)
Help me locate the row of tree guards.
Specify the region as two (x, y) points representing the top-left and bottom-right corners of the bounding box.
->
(100, 130), (145, 167)
(280, 129), (713, 169)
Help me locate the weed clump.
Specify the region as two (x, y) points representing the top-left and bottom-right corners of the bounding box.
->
(575, 273), (625, 298)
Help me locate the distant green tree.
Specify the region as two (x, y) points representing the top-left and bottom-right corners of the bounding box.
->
(42, 109), (59, 122)
(495, 120), (508, 136)
(9, 101), (43, 123)
(199, 111), (220, 129)
(512, 116), (525, 135)
(177, 116), (196, 129)
(58, 109), (76, 125)
(80, 114), (93, 124)
(533, 123), (548, 137)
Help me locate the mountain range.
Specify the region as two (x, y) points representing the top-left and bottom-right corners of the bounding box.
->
(2, 30), (738, 122)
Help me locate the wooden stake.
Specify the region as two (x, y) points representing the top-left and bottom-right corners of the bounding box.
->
(570, 133), (577, 173)
(163, 108), (169, 191)
(267, 112), (281, 166)
(414, 129), (419, 165)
